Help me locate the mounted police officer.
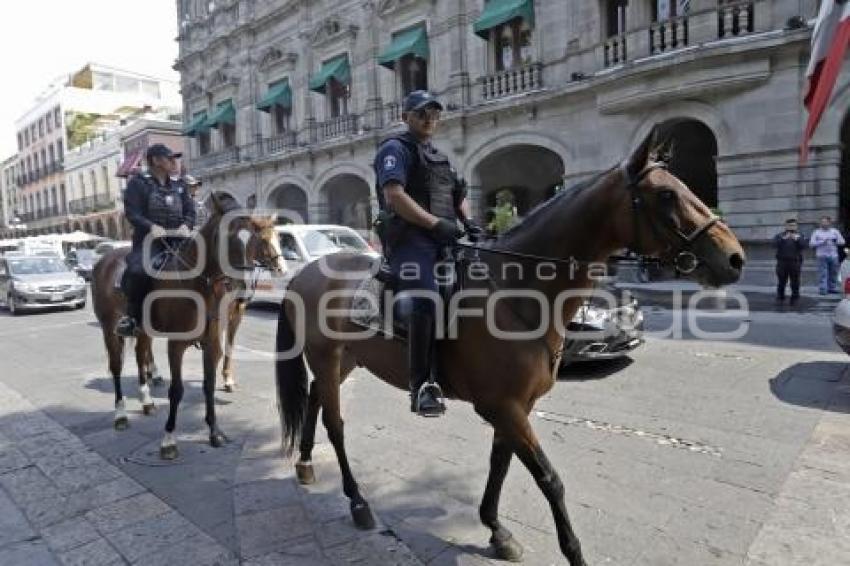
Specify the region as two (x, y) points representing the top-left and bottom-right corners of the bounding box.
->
(373, 90), (482, 417)
(116, 144), (195, 337)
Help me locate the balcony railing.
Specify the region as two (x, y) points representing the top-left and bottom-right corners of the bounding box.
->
(317, 114), (359, 141)
(718, 1), (755, 39)
(194, 146), (241, 170)
(264, 132), (298, 156)
(479, 63), (543, 101)
(649, 15), (689, 55)
(69, 195), (117, 215)
(604, 35), (627, 67)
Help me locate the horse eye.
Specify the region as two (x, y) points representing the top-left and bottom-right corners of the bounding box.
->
(659, 190), (677, 202)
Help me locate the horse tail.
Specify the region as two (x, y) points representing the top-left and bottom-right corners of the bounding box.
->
(275, 299), (308, 456)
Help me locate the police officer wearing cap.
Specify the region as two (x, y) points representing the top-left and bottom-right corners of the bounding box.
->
(116, 144), (195, 337)
(374, 90), (482, 416)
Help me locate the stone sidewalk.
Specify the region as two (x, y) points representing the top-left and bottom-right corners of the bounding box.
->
(0, 380), (422, 566)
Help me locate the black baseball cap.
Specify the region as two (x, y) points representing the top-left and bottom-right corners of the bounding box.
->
(146, 143), (182, 161)
(403, 90), (443, 113)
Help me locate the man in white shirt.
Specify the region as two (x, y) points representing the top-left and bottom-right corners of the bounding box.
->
(809, 215), (845, 294)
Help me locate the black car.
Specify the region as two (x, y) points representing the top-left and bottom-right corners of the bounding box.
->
(562, 287), (644, 365)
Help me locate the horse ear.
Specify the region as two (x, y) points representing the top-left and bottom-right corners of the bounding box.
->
(626, 126), (657, 180)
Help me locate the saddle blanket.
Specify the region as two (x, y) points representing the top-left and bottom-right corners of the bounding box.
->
(350, 277), (403, 340)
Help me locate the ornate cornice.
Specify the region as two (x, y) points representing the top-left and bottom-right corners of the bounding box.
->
(377, 0), (433, 19)
(258, 46), (298, 72)
(207, 66), (241, 92)
(310, 17), (359, 48)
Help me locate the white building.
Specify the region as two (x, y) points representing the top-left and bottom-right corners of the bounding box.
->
(63, 132), (124, 239)
(13, 63), (180, 235)
(0, 154), (20, 229)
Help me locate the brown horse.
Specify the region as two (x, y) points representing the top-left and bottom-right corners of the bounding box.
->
(92, 197), (284, 449)
(273, 130), (745, 565)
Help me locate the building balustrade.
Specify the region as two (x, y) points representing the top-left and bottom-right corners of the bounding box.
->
(68, 194), (117, 215)
(718, 1), (755, 39)
(317, 114), (360, 141)
(649, 15), (689, 55)
(385, 101), (402, 125)
(264, 131), (298, 156)
(479, 63), (543, 101)
(194, 146), (241, 171)
(604, 35), (627, 67)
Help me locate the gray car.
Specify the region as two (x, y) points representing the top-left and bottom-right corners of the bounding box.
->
(561, 287), (644, 365)
(0, 255), (87, 315)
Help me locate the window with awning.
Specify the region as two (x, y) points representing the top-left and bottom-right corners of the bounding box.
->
(309, 54), (351, 94)
(378, 25), (429, 69)
(257, 79), (292, 112)
(205, 100), (236, 129)
(473, 0), (535, 39)
(183, 111), (208, 137)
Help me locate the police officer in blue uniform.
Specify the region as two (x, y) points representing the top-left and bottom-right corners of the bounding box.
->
(374, 91), (481, 416)
(116, 144), (195, 337)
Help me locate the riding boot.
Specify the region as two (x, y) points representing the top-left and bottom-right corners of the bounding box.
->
(117, 273), (143, 337)
(407, 311), (445, 417)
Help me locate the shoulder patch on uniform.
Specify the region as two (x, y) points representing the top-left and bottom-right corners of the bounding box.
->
(383, 155), (397, 171)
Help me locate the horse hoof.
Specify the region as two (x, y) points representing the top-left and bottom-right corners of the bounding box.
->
(295, 462), (315, 485)
(223, 383), (234, 393)
(350, 501), (375, 530)
(210, 432), (227, 448)
(113, 417), (129, 431)
(160, 444), (178, 460)
(142, 403), (155, 415)
(492, 536), (524, 562)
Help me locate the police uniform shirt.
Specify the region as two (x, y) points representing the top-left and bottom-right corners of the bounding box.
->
(374, 139), (414, 190)
(124, 173), (195, 241)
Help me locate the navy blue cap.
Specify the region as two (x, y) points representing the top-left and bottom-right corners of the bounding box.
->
(403, 90), (443, 113)
(146, 143), (182, 161)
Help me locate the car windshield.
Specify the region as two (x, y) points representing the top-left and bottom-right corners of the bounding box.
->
(302, 230), (341, 257)
(9, 257), (70, 275)
(316, 229), (369, 252)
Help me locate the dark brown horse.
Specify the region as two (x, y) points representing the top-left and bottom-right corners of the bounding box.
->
(92, 197), (284, 451)
(273, 131), (745, 565)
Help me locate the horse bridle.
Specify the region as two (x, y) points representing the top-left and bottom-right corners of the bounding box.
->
(623, 161), (721, 275)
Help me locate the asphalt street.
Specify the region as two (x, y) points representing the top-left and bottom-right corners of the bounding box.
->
(0, 289), (849, 565)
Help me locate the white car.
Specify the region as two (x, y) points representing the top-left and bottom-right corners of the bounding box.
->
(833, 257), (850, 354)
(250, 224), (378, 305)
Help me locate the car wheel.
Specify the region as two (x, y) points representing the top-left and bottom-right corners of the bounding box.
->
(7, 293), (18, 316)
(75, 301), (86, 310)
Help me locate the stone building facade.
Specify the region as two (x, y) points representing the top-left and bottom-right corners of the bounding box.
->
(176, 0), (836, 276)
(0, 154), (20, 230)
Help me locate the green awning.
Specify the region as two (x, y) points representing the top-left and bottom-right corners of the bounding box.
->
(183, 111), (208, 137)
(309, 55), (350, 94)
(378, 25), (429, 69)
(205, 100), (235, 129)
(257, 79), (292, 112)
(473, 0), (535, 39)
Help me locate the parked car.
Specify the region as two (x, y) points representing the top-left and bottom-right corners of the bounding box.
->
(65, 249), (98, 281)
(251, 224), (378, 305)
(832, 256), (850, 354)
(561, 285), (644, 365)
(0, 255), (87, 315)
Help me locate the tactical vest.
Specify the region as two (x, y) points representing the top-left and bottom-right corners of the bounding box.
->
(380, 133), (457, 221)
(145, 177), (185, 230)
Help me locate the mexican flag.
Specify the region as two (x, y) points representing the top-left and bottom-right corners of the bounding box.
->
(801, 0), (850, 164)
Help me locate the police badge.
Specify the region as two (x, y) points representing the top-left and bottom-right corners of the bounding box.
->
(165, 195), (174, 206)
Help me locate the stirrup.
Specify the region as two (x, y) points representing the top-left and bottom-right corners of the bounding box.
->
(413, 382), (446, 417)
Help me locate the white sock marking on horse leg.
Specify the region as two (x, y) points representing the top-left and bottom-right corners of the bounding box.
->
(150, 360), (161, 380)
(161, 432), (176, 448)
(115, 399), (127, 421)
(139, 383), (153, 406)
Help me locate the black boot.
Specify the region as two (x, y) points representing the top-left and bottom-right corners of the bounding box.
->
(407, 311), (445, 417)
(117, 272), (144, 337)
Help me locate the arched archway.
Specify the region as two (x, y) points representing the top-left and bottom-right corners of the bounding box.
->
(83, 220), (93, 234)
(656, 118), (719, 209)
(107, 217), (119, 240)
(320, 174), (372, 230)
(95, 219), (106, 237)
(472, 144), (566, 227)
(267, 184), (308, 224)
(72, 221), (83, 232)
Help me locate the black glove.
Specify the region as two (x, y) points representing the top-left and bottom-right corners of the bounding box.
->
(430, 218), (463, 244)
(462, 219), (485, 242)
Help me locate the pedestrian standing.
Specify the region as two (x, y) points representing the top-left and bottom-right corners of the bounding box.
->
(773, 219), (806, 304)
(809, 215), (845, 295)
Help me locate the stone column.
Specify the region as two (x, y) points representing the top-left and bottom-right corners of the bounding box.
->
(362, 1), (383, 130)
(445, 0), (472, 109)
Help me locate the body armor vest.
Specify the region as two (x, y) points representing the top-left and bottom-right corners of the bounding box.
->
(382, 133), (457, 221)
(145, 178), (185, 230)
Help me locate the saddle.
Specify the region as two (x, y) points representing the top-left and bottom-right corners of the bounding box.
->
(349, 249), (470, 341)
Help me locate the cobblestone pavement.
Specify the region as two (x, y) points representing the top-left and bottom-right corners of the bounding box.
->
(0, 295), (849, 564)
